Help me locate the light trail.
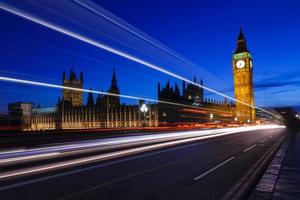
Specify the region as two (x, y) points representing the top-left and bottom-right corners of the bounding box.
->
(73, 0), (213, 75)
(0, 75), (218, 113)
(0, 125), (285, 167)
(0, 3), (279, 119)
(0, 148), (26, 155)
(0, 152), (61, 165)
(0, 125), (285, 180)
(0, 127), (231, 160)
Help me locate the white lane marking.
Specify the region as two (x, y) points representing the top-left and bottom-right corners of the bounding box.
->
(58, 159), (185, 200)
(243, 144), (257, 152)
(193, 156), (235, 181)
(260, 138), (268, 143)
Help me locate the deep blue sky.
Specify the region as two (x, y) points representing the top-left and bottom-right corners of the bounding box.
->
(0, 0), (300, 113)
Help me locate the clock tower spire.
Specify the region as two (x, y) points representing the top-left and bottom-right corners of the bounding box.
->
(232, 28), (255, 122)
(235, 27), (248, 54)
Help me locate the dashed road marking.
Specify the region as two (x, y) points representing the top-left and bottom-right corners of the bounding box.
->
(243, 144), (257, 152)
(260, 138), (268, 143)
(193, 156), (235, 181)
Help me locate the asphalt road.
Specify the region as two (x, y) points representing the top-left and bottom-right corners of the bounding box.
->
(0, 127), (287, 200)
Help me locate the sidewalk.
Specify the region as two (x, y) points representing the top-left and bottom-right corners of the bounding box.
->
(250, 131), (300, 199)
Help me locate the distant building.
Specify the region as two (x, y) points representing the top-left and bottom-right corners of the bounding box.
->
(28, 69), (235, 131)
(158, 78), (235, 124)
(274, 107), (300, 129)
(256, 108), (282, 124)
(30, 106), (57, 130)
(29, 70), (158, 130)
(8, 102), (33, 130)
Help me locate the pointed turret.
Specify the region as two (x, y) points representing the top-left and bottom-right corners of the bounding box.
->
(107, 69), (120, 105)
(166, 80), (170, 90)
(234, 27), (248, 54)
(174, 83), (180, 98)
(87, 89), (94, 107)
(69, 69), (75, 81)
(110, 68), (118, 90)
(200, 78), (204, 101)
(182, 80), (186, 99)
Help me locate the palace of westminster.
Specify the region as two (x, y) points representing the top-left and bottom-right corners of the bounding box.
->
(8, 29), (256, 130)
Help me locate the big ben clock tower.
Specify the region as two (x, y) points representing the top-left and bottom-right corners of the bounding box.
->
(232, 28), (255, 122)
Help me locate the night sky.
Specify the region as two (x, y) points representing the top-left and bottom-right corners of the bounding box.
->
(0, 0), (300, 113)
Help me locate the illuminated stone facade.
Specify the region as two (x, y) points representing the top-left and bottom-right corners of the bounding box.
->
(30, 70), (158, 130)
(62, 70), (83, 106)
(232, 28), (255, 122)
(158, 78), (235, 124)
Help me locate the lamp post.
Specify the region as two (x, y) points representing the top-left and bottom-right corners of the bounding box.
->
(140, 104), (148, 126)
(234, 117), (238, 123)
(210, 113), (214, 121)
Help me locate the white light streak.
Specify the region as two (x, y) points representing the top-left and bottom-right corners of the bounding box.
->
(0, 125), (285, 165)
(0, 148), (26, 155)
(0, 152), (61, 165)
(0, 75), (214, 112)
(73, 0), (210, 74)
(0, 125), (285, 180)
(0, 3), (279, 119)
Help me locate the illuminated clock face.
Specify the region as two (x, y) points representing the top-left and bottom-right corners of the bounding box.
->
(236, 60), (245, 69)
(250, 60), (253, 68)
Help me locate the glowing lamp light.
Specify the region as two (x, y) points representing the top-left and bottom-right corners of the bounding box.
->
(234, 117), (238, 122)
(247, 119), (250, 123)
(140, 104), (148, 113)
(210, 113), (214, 119)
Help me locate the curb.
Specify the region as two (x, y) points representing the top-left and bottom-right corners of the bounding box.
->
(249, 137), (289, 199)
(222, 135), (287, 200)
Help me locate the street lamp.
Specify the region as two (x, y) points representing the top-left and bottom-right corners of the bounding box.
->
(210, 113), (214, 121)
(140, 104), (148, 126)
(140, 104), (148, 113)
